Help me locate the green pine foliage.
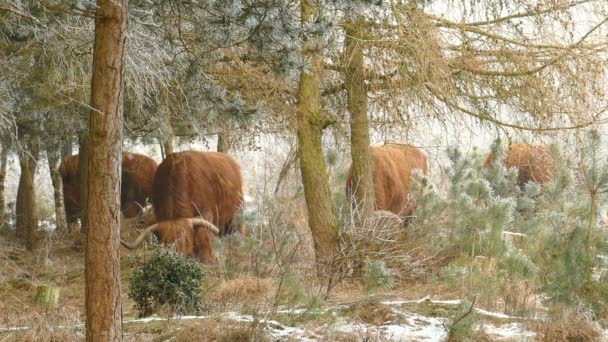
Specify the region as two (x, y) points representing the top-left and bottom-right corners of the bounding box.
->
(411, 135), (608, 316)
(127, 243), (204, 317)
(363, 260), (395, 298)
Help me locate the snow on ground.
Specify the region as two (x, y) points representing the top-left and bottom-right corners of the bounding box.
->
(481, 323), (536, 341)
(0, 300), (540, 341)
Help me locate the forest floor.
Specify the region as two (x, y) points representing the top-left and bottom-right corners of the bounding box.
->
(0, 230), (606, 342)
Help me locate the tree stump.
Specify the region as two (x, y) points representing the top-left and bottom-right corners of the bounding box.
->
(33, 285), (61, 307)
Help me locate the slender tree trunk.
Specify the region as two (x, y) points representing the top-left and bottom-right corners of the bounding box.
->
(162, 137), (173, 157)
(62, 139), (73, 159)
(344, 21), (375, 223)
(0, 144), (8, 232)
(16, 140), (39, 250)
(84, 0), (127, 340)
(217, 129), (231, 153)
(274, 146), (298, 195)
(78, 134), (89, 233)
(47, 146), (68, 233)
(160, 83), (174, 157)
(296, 0), (339, 271)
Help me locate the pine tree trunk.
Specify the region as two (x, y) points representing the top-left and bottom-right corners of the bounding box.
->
(217, 130), (231, 153)
(62, 139), (73, 159)
(345, 21), (375, 223)
(16, 142), (38, 250)
(84, 0), (127, 340)
(0, 144), (8, 232)
(78, 135), (89, 233)
(163, 137), (173, 157)
(160, 83), (174, 157)
(47, 146), (68, 233)
(296, 0), (339, 271)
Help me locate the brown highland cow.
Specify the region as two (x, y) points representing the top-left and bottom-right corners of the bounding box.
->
(346, 144), (429, 218)
(484, 143), (555, 186)
(121, 151), (244, 264)
(59, 152), (158, 226)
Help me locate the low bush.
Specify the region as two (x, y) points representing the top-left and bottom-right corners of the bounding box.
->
(128, 244), (204, 317)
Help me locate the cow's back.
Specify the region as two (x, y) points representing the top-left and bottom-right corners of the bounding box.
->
(122, 153), (158, 217)
(484, 144), (554, 186)
(373, 144), (428, 216)
(346, 144), (428, 217)
(152, 151), (243, 226)
(505, 144), (554, 185)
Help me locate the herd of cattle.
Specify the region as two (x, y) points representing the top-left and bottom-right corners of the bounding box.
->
(58, 143), (554, 264)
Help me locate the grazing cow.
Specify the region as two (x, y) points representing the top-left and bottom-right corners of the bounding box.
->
(346, 144), (429, 218)
(483, 143), (555, 186)
(121, 151), (244, 264)
(59, 152), (158, 226)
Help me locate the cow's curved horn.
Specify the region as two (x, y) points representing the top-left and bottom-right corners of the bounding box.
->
(120, 224), (159, 249)
(188, 218), (220, 235)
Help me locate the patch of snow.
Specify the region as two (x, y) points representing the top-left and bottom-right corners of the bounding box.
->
(381, 296), (462, 306)
(481, 323), (536, 340)
(333, 309), (448, 342)
(222, 312), (316, 341)
(503, 231), (527, 237)
(474, 308), (523, 320)
(124, 315), (209, 324)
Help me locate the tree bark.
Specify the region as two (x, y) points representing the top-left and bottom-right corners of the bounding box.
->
(217, 129), (231, 153)
(78, 134), (89, 233)
(345, 21), (375, 223)
(62, 139), (73, 159)
(296, 0), (339, 271)
(160, 83), (174, 158)
(16, 141), (38, 250)
(162, 137), (173, 157)
(0, 143), (8, 232)
(47, 146), (68, 233)
(84, 0), (127, 340)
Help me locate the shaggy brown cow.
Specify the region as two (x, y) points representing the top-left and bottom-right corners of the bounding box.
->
(59, 152), (158, 226)
(121, 151), (244, 264)
(346, 144), (429, 218)
(483, 143), (555, 186)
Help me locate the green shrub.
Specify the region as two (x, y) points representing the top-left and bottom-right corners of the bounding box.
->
(128, 244), (204, 317)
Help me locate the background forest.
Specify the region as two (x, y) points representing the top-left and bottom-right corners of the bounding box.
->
(2, 0), (608, 341)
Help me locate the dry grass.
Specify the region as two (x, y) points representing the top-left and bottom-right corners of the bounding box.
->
(173, 319), (269, 342)
(206, 275), (274, 306)
(533, 316), (602, 342)
(342, 302), (394, 326)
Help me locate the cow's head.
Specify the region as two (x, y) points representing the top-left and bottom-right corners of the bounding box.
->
(121, 217), (219, 264)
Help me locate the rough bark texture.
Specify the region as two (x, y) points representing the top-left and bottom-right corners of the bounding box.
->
(16, 140), (38, 249)
(296, 0), (339, 270)
(84, 0), (127, 340)
(78, 135), (89, 233)
(47, 146), (68, 233)
(0, 144), (8, 231)
(345, 22), (375, 222)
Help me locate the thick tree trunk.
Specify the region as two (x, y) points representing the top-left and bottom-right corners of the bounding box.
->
(0, 144), (8, 232)
(47, 146), (68, 233)
(78, 135), (89, 233)
(296, 0), (339, 271)
(84, 0), (127, 340)
(16, 142), (38, 250)
(345, 22), (375, 223)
